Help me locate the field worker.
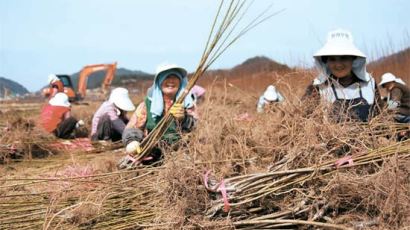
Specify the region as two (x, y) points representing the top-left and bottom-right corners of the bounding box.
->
(121, 64), (197, 164)
(91, 87), (135, 141)
(303, 29), (381, 122)
(257, 85), (284, 113)
(190, 85), (206, 104)
(379, 73), (410, 123)
(40, 93), (84, 139)
(47, 74), (64, 98)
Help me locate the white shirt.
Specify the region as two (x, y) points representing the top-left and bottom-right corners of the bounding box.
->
(316, 78), (376, 105)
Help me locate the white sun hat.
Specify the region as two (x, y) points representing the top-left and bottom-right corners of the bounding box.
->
(314, 29), (366, 58)
(263, 85), (279, 101)
(379, 73), (406, 86)
(108, 87), (136, 111)
(155, 63), (187, 81)
(313, 29), (370, 84)
(49, 93), (71, 107)
(48, 74), (59, 84)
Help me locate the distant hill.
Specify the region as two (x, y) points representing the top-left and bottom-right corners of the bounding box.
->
(368, 47), (410, 82)
(0, 77), (29, 99)
(231, 56), (290, 74)
(200, 56), (291, 82)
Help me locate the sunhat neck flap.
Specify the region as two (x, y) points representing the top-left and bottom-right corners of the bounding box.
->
(314, 56), (369, 84)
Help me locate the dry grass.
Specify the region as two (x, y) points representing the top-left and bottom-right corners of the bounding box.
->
(0, 109), (56, 163)
(1, 44), (410, 230)
(1, 69), (410, 229)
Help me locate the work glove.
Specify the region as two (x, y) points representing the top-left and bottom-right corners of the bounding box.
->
(387, 100), (399, 110)
(117, 154), (154, 170)
(125, 141), (142, 155)
(118, 155), (137, 170)
(75, 120), (85, 128)
(169, 103), (185, 120)
(118, 141), (142, 170)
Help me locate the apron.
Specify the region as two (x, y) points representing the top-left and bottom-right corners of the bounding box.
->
(330, 83), (371, 122)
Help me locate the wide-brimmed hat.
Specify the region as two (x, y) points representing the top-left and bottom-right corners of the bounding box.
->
(379, 73), (406, 86)
(49, 93), (70, 107)
(263, 85), (278, 101)
(108, 87), (136, 111)
(313, 29), (370, 84)
(48, 74), (60, 84)
(314, 29), (366, 58)
(154, 64), (187, 83)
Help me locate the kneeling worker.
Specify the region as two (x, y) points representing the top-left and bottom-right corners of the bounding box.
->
(91, 87), (135, 141)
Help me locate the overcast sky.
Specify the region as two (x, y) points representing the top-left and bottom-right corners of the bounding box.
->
(1, 0), (409, 91)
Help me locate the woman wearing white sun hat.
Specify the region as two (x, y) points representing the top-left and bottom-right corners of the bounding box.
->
(257, 85), (284, 113)
(120, 63), (197, 165)
(40, 92), (84, 139)
(91, 87), (136, 141)
(379, 72), (410, 123)
(303, 29), (382, 122)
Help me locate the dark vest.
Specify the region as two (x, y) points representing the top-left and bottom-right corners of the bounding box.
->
(330, 83), (371, 122)
(145, 97), (181, 144)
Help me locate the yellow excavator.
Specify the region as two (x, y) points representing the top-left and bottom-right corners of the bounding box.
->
(43, 62), (117, 102)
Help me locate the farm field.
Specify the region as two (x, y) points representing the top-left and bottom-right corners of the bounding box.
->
(1, 64), (409, 229)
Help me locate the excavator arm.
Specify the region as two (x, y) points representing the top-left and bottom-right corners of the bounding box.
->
(77, 62), (117, 99)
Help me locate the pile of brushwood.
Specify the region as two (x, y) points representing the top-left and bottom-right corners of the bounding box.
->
(1, 89), (409, 229)
(0, 110), (56, 163)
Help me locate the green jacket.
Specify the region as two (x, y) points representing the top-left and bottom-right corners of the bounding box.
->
(145, 97), (181, 144)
